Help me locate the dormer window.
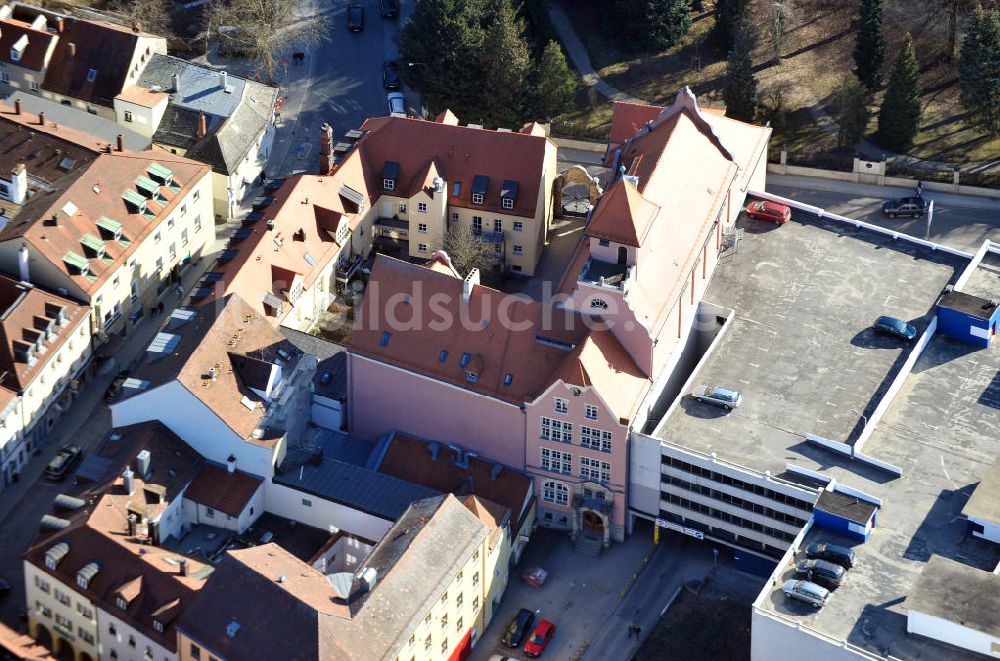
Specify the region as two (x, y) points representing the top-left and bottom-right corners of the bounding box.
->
(452, 182), (461, 197)
(45, 542), (69, 570)
(590, 298), (608, 310)
(10, 34), (27, 63)
(63, 251), (90, 276)
(466, 371), (478, 383)
(86, 68), (97, 83)
(382, 161), (399, 192)
(81, 234), (106, 259)
(116, 597), (128, 610)
(471, 175), (489, 205)
(153, 620), (164, 633)
(500, 180), (518, 210)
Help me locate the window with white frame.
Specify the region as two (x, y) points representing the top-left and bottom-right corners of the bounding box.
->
(513, 221), (523, 231)
(513, 245), (523, 255)
(581, 426), (612, 453)
(451, 211), (459, 221)
(472, 192), (484, 205)
(542, 480), (568, 505)
(399, 203), (407, 213)
(418, 243), (428, 252)
(502, 198), (514, 210)
(580, 456), (611, 482)
(417, 202), (427, 213)
(472, 216), (482, 232)
(590, 298), (609, 309)
(383, 178), (395, 191)
(554, 397), (568, 413)
(417, 223), (427, 233)
(541, 448), (572, 474)
(585, 404), (598, 420)
(540, 416), (572, 442)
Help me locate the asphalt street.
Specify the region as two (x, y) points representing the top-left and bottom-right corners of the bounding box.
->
(768, 175), (1000, 254)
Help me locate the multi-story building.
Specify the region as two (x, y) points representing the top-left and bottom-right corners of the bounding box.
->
(347, 89), (771, 548)
(0, 147), (213, 338)
(8, 91), (150, 152)
(117, 55), (278, 222)
(0, 6), (58, 96)
(176, 493), (504, 661)
(0, 275), (91, 490)
(109, 294), (316, 480)
(38, 12), (167, 120)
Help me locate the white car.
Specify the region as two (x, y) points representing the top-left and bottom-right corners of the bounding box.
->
(387, 92), (405, 116)
(692, 385), (742, 410)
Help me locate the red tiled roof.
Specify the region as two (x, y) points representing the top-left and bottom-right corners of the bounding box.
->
(355, 114), (553, 219)
(584, 177), (660, 247)
(0, 19), (55, 71)
(609, 101), (662, 145)
(0, 276), (88, 391)
(0, 103), (107, 189)
(184, 464), (263, 517)
(0, 621), (57, 659)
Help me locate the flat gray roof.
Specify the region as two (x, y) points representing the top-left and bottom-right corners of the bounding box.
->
(7, 91), (150, 152)
(963, 455), (1000, 522)
(906, 555), (1000, 638)
(657, 210), (963, 474)
(759, 331), (1000, 659)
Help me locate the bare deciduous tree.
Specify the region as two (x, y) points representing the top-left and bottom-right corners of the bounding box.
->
(759, 0), (799, 64)
(438, 228), (502, 284)
(108, 0), (173, 39)
(205, 0), (329, 83)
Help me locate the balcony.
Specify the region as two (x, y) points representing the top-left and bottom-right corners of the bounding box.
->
(578, 258), (632, 292)
(572, 494), (613, 516)
(471, 227), (504, 244)
(374, 217), (409, 243)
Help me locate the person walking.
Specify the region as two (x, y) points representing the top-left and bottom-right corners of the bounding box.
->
(915, 180), (923, 197)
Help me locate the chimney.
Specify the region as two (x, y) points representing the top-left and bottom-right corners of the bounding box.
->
(17, 244), (29, 282)
(127, 513), (137, 536)
(116, 134), (124, 152)
(318, 122), (334, 175)
(171, 73), (179, 93)
(197, 112), (207, 139)
(10, 164), (27, 204)
(136, 449), (151, 479)
(14, 99), (21, 115)
(463, 269), (479, 304)
(68, 43), (76, 59)
(37, 111), (44, 126)
(132, 20), (142, 32)
(227, 454), (236, 475)
(57, 18), (64, 33)
(123, 468), (136, 495)
(219, 70), (228, 91)
(179, 559), (190, 577)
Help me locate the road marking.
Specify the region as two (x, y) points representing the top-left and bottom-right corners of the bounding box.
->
(757, 347), (770, 352)
(739, 379), (750, 384)
(748, 362), (760, 368)
(825, 402), (837, 407)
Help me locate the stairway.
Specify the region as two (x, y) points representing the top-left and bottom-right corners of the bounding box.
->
(574, 533), (603, 557)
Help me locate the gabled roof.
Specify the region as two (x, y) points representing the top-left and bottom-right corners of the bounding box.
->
(42, 19), (163, 108)
(121, 295), (300, 441)
(0, 18), (55, 71)
(609, 101), (661, 146)
(352, 255), (648, 414)
(0, 150), (209, 295)
(0, 276), (88, 391)
(7, 92), (150, 151)
(584, 177), (660, 247)
(176, 495), (488, 660)
(183, 464), (263, 517)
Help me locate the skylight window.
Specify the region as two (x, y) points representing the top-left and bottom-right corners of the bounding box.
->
(504, 373), (513, 385)
(86, 69), (97, 83)
(304, 253), (316, 266)
(58, 155), (76, 172)
(379, 331), (391, 347)
(438, 350), (448, 363)
(459, 352), (471, 368)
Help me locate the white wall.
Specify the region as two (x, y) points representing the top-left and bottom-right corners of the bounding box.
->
(310, 535), (375, 575)
(752, 609), (882, 661)
(99, 607), (175, 661)
(265, 481), (394, 541)
(311, 394), (343, 431)
(970, 516), (1000, 545)
(908, 610), (1000, 658)
(110, 381), (275, 479)
(155, 484), (188, 543)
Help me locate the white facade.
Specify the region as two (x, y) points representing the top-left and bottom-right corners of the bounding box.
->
(265, 481), (394, 541)
(110, 380), (277, 480)
(99, 608), (175, 661)
(310, 393), (343, 431)
(24, 560), (99, 661)
(309, 535), (375, 575)
(968, 515), (1000, 545)
(181, 482), (264, 534)
(908, 610), (1000, 658)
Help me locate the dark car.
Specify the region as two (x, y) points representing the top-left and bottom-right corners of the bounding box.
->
(380, 0), (399, 18)
(501, 608), (535, 648)
(795, 559), (846, 590)
(45, 445), (83, 482)
(523, 619), (556, 658)
(882, 196), (928, 218)
(347, 4), (365, 31)
(382, 60), (401, 91)
(873, 315), (917, 341)
(806, 542), (857, 569)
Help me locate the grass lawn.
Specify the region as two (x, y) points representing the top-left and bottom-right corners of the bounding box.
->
(553, 0), (999, 172)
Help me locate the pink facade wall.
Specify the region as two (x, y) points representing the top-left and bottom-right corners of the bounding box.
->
(348, 354), (527, 468)
(589, 237), (636, 265)
(524, 381), (628, 530)
(563, 281), (654, 377)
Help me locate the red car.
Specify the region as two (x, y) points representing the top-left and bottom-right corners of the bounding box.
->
(523, 619), (556, 657)
(746, 200), (791, 223)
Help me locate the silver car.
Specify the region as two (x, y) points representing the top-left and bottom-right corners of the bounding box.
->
(782, 579), (829, 608)
(387, 92), (405, 116)
(692, 385), (742, 410)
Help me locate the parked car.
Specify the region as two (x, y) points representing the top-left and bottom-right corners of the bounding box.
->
(873, 315), (917, 341)
(382, 60), (401, 90)
(882, 196), (928, 218)
(501, 608), (535, 648)
(782, 579), (829, 608)
(347, 3), (365, 31)
(45, 445), (83, 482)
(692, 385), (742, 411)
(387, 92), (405, 116)
(794, 559), (846, 590)
(380, 0), (399, 18)
(105, 369), (131, 402)
(745, 200), (791, 224)
(806, 542), (857, 569)
(523, 619), (556, 657)
(488, 656), (516, 661)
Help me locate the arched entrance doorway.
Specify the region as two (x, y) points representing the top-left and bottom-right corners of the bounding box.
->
(582, 511), (605, 534)
(32, 622), (53, 650)
(552, 166), (603, 219)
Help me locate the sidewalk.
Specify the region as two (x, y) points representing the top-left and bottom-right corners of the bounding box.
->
(0, 234), (229, 524)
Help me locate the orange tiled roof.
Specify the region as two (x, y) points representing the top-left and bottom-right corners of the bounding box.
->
(0, 19), (55, 72)
(609, 101), (662, 145)
(584, 177), (660, 248)
(184, 464), (263, 517)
